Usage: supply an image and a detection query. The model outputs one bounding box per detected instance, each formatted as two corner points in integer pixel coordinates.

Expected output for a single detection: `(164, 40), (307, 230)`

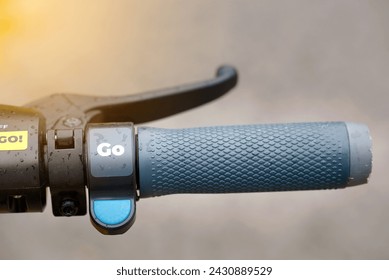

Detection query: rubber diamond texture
(138, 122), (350, 198)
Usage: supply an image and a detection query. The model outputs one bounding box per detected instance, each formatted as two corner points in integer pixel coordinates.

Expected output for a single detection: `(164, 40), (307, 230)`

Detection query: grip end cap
(345, 122), (372, 187)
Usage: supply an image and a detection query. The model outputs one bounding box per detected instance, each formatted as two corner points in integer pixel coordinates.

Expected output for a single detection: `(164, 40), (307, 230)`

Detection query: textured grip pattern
(137, 122), (350, 198)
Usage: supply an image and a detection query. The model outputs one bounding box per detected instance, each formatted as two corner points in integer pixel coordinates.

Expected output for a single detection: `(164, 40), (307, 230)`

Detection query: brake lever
(26, 65), (237, 129)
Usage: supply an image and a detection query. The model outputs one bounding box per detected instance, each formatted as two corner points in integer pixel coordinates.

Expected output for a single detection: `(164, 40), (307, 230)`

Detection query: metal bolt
(63, 117), (82, 128)
(60, 200), (78, 217)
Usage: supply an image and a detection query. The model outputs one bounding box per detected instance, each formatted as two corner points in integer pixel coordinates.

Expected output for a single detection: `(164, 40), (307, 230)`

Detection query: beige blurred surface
(0, 0), (388, 259)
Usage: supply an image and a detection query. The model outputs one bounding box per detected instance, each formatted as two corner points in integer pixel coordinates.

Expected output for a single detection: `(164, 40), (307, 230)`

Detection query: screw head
(63, 117), (82, 128)
(60, 200), (78, 217)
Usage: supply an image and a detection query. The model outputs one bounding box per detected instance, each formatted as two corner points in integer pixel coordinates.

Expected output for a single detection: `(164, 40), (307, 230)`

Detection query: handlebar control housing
(86, 123), (137, 234)
(0, 105), (46, 213)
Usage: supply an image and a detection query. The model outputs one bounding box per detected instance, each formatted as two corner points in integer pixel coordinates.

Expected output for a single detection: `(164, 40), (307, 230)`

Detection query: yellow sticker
(0, 131), (28, 151)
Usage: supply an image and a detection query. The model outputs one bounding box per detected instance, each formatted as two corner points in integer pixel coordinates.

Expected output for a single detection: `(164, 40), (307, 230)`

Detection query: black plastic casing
(0, 105), (46, 212)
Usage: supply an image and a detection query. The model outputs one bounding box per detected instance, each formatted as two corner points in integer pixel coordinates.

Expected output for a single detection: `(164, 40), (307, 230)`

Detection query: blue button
(93, 199), (132, 225)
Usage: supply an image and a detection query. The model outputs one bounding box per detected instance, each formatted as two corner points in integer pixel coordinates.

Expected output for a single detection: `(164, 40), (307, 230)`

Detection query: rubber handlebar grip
(137, 122), (371, 198)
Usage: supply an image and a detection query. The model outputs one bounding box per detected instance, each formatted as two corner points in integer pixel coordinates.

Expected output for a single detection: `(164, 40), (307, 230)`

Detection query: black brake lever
(26, 65), (237, 129)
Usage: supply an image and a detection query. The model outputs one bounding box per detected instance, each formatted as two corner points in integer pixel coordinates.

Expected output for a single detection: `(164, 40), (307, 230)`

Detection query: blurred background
(0, 0), (388, 259)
